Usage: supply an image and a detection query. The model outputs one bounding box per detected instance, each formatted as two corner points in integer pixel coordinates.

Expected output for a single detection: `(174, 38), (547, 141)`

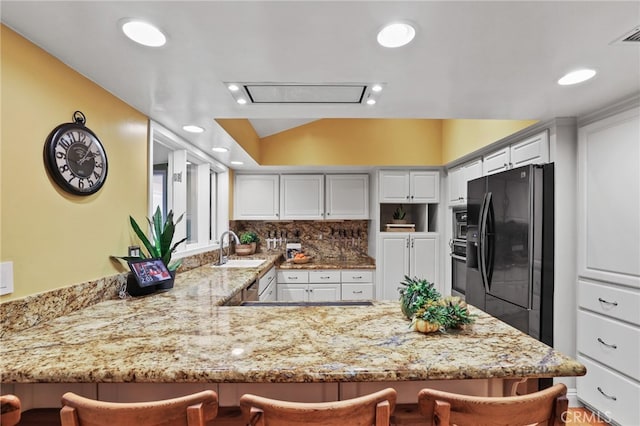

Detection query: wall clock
(44, 111), (108, 195)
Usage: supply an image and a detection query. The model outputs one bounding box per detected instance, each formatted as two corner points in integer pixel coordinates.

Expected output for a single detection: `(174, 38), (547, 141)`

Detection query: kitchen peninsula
(1, 256), (585, 407)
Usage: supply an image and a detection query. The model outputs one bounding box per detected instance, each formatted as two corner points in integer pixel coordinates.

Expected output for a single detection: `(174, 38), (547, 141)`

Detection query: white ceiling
(2, 1), (639, 167)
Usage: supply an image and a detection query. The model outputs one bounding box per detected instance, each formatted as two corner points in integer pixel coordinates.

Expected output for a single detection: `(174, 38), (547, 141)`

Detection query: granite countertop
(1, 254), (585, 384)
(277, 255), (376, 270)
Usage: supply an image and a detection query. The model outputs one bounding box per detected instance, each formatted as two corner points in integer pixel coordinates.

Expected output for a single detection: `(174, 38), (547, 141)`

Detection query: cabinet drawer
(577, 356), (640, 426)
(579, 280), (640, 326)
(309, 270), (341, 283)
(277, 270), (309, 284)
(341, 270), (373, 283)
(259, 267), (276, 293)
(342, 284), (374, 300)
(577, 310), (640, 378)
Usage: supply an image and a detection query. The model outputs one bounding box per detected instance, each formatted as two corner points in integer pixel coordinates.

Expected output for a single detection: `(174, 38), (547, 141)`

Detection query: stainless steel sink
(240, 301), (374, 307)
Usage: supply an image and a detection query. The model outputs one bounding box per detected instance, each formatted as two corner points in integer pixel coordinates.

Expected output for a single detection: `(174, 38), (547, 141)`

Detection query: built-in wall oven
(451, 209), (467, 298)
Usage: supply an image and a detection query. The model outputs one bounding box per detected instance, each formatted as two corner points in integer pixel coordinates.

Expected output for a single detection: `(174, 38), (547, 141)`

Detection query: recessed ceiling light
(228, 84), (240, 92)
(558, 69), (596, 85)
(212, 147), (229, 153)
(121, 20), (166, 47)
(182, 125), (204, 133)
(372, 84), (383, 92)
(230, 160), (244, 165)
(377, 22), (415, 48)
(366, 98), (377, 105)
(237, 98), (247, 105)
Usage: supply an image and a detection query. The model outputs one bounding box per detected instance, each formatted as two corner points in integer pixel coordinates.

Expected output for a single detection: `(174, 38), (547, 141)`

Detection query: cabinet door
(309, 284), (341, 302)
(483, 147), (510, 176)
(277, 284), (309, 301)
(280, 175), (324, 220)
(410, 171), (439, 203)
(378, 234), (410, 300)
(260, 280), (277, 302)
(448, 166), (463, 205)
(410, 234), (438, 289)
(325, 174), (369, 219)
(234, 174), (279, 220)
(464, 158), (483, 183)
(510, 131), (549, 169)
(379, 171), (410, 202)
(578, 108), (640, 288)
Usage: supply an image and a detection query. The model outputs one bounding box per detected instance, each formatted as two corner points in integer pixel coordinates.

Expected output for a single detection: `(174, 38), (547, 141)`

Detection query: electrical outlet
(0, 261), (14, 296)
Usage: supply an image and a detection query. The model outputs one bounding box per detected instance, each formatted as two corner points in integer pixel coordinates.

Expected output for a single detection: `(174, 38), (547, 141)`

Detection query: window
(149, 121), (229, 256)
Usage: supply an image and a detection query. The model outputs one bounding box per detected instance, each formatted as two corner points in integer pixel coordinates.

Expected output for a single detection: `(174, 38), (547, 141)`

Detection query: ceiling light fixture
(228, 84), (240, 92)
(377, 22), (416, 48)
(212, 147), (229, 153)
(236, 98), (247, 105)
(558, 69), (596, 85)
(372, 84), (383, 92)
(230, 160), (244, 165)
(366, 98), (376, 105)
(121, 20), (166, 47)
(182, 125), (204, 133)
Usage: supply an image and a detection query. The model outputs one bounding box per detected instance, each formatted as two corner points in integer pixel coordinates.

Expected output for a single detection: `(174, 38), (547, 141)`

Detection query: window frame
(148, 121), (229, 258)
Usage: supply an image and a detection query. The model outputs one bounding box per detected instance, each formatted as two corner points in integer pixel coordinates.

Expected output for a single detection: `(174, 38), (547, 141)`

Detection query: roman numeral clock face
(44, 113), (108, 196)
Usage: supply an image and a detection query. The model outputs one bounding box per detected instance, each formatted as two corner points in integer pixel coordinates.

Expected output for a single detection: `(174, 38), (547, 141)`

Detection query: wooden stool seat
(417, 383), (568, 426)
(60, 390), (218, 426)
(239, 387), (397, 426)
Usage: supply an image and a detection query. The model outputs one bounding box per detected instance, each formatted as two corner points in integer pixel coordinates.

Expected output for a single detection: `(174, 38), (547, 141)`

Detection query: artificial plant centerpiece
(126, 207), (187, 272)
(236, 231), (259, 255)
(399, 275), (475, 333)
(392, 205), (407, 224)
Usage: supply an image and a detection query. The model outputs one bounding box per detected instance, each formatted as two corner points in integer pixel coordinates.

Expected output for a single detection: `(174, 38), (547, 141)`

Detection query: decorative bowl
(292, 256), (311, 264)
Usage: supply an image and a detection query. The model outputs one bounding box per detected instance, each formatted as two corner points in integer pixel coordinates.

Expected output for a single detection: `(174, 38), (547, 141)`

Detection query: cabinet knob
(410, 195), (414, 199)
(327, 212), (330, 216)
(275, 213), (279, 217)
(406, 195), (410, 200)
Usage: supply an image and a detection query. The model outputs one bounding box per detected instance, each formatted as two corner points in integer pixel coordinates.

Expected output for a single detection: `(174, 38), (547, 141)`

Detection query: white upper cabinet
(280, 174), (325, 220)
(483, 131), (549, 175)
(325, 174), (369, 219)
(234, 174), (280, 220)
(379, 170), (439, 203)
(448, 158), (482, 206)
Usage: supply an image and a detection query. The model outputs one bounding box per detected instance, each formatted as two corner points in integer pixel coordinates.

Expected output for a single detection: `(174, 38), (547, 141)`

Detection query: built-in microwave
(453, 209), (468, 240)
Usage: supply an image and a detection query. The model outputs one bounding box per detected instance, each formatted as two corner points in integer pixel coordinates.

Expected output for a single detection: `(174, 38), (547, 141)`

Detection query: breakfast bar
(1, 258), (585, 409)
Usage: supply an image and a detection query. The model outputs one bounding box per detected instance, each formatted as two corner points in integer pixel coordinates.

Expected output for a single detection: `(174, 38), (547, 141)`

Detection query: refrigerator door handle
(479, 192), (492, 293)
(486, 193), (495, 286)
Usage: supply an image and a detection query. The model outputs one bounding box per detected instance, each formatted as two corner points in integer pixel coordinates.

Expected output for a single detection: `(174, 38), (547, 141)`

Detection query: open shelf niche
(379, 203), (437, 233)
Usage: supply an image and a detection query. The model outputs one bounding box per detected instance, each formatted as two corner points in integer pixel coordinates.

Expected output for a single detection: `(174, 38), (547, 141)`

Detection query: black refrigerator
(466, 164), (554, 348)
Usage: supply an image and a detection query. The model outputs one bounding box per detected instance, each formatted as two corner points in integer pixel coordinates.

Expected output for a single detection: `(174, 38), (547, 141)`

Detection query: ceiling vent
(225, 83), (383, 105)
(612, 25), (640, 44)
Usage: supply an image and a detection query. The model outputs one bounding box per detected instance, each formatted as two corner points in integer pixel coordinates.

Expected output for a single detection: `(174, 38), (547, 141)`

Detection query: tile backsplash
(231, 220), (369, 261)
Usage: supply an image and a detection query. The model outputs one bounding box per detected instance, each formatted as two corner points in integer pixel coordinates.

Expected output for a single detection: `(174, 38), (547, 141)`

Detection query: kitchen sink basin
(240, 301), (374, 307)
(212, 259), (266, 268)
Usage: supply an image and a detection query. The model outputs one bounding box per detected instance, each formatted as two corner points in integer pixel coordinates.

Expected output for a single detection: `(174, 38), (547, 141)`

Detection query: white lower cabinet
(277, 270), (340, 302)
(341, 270), (374, 300)
(277, 269), (375, 301)
(378, 233), (439, 300)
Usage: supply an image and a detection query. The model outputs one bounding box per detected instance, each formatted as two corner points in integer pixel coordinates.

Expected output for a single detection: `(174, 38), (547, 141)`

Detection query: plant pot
(391, 219), (408, 224)
(235, 242), (256, 256)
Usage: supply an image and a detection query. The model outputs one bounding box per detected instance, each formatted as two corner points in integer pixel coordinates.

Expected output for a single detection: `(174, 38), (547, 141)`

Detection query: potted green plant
(236, 231), (259, 256)
(121, 207), (187, 290)
(392, 204), (407, 224)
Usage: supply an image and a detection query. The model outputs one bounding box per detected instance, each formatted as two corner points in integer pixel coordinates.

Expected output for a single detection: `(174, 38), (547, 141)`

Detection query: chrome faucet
(217, 230), (240, 265)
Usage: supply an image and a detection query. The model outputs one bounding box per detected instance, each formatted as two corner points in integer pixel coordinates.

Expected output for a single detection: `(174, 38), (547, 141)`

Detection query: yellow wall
(441, 119), (538, 164)
(215, 119), (261, 162)
(260, 119), (443, 166)
(1, 26), (148, 301)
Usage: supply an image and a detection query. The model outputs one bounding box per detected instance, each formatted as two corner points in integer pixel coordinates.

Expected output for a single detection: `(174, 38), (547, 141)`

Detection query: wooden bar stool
(239, 387), (397, 426)
(60, 390), (218, 426)
(1, 394), (22, 426)
(417, 383), (568, 426)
